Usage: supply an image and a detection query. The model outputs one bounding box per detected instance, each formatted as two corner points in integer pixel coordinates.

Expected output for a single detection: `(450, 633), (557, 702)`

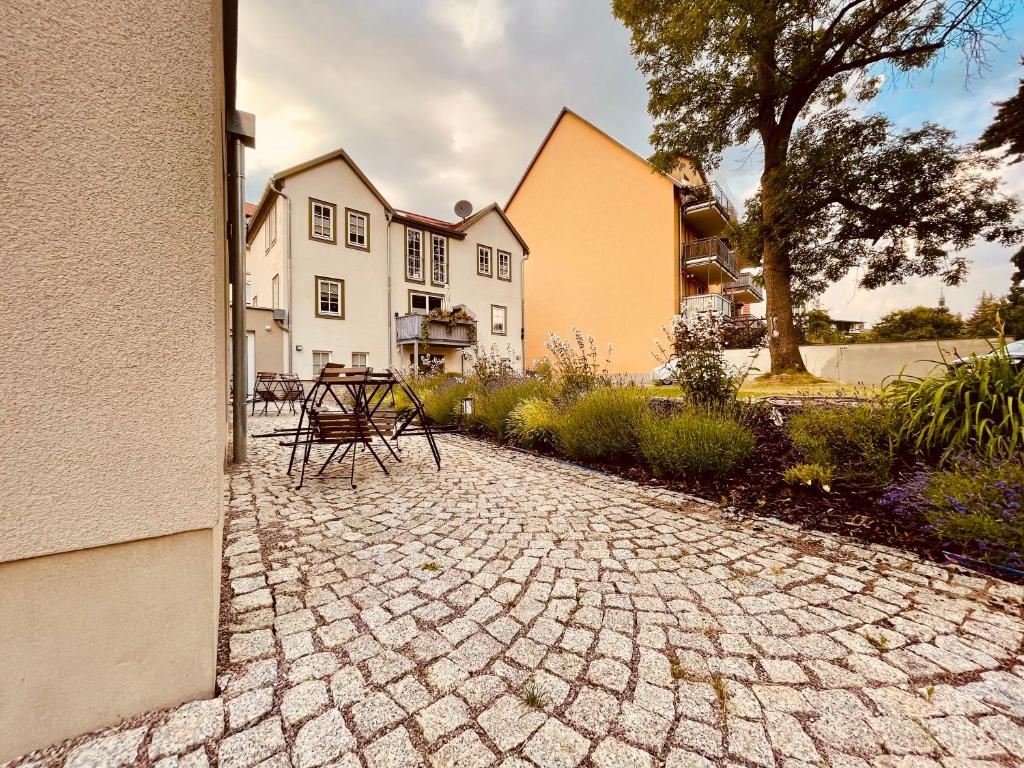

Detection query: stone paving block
(65, 727), (147, 768)
(477, 695), (547, 751)
(218, 718), (286, 768)
(150, 699), (224, 759)
(227, 688), (274, 732)
(364, 727), (424, 768)
(415, 694), (469, 742)
(291, 709), (355, 768)
(522, 719), (590, 768)
(428, 730), (495, 768)
(281, 680), (329, 727)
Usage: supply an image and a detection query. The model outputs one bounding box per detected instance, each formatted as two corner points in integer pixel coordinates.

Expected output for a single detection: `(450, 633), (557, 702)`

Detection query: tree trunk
(760, 143), (806, 375)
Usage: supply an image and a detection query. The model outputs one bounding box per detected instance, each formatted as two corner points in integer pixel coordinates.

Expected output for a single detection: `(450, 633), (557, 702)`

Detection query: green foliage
(922, 457), (1024, 567)
(421, 380), (474, 427)
(636, 409), (754, 479)
(783, 463), (834, 491)
(963, 292), (1010, 338)
(978, 57), (1024, 166)
(733, 111), (1021, 305)
(554, 388), (649, 463)
(862, 306), (964, 342)
(466, 380), (553, 440)
(881, 343), (1024, 465)
(507, 397), (562, 450)
(787, 405), (898, 486)
(800, 309), (850, 345)
(1007, 245), (1024, 339)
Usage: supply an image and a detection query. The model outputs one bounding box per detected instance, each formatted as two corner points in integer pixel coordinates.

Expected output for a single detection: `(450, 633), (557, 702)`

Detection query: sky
(238, 0), (1024, 325)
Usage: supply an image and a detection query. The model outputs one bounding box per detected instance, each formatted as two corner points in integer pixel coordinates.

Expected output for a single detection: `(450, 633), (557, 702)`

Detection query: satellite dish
(454, 200), (473, 219)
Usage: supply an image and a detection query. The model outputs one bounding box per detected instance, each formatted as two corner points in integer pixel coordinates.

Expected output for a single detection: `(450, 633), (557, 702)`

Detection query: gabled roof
(246, 147), (394, 245)
(456, 202), (530, 254)
(392, 210), (465, 238)
(244, 202), (257, 218)
(505, 107), (707, 210)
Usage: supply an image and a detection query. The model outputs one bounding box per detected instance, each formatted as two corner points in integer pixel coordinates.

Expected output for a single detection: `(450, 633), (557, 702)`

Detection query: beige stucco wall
(507, 111), (678, 375)
(723, 338), (1007, 387)
(0, 529), (221, 759)
(0, 0), (226, 759)
(243, 306), (287, 375)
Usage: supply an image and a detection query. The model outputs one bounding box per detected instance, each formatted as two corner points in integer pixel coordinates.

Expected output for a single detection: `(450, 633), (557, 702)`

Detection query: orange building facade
(506, 108), (762, 376)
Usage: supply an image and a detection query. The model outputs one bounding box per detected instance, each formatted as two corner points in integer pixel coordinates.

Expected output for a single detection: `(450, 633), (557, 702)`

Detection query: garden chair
(251, 371), (281, 415)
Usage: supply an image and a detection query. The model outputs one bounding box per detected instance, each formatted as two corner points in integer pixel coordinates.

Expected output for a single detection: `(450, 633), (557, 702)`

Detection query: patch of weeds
(421, 561), (441, 573)
(416, 667), (429, 679)
(702, 626), (723, 637)
(865, 633), (890, 651)
(667, 650), (690, 681)
(925, 685), (936, 700)
(519, 681), (548, 710)
(756, 498), (767, 508)
(710, 673), (730, 715)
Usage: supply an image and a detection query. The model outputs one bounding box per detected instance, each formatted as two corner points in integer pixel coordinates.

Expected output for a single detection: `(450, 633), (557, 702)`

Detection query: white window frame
(406, 228), (423, 281)
(477, 245), (492, 277)
(310, 199), (335, 242)
(316, 276), (343, 318)
(497, 249), (511, 280)
(312, 351), (331, 378)
(491, 304), (507, 335)
(271, 274), (280, 309)
(245, 279), (253, 306)
(346, 208), (369, 249)
(410, 291), (444, 315)
(351, 352), (368, 367)
(265, 202), (277, 251)
(431, 234), (448, 286)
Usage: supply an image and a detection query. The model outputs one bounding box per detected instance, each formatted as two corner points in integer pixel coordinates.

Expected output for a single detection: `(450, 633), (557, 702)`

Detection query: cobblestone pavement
(7, 415), (1024, 768)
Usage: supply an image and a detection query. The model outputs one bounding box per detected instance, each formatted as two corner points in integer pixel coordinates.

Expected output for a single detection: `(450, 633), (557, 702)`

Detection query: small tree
(963, 292), (1010, 338)
(864, 306), (964, 342)
(801, 309), (850, 345)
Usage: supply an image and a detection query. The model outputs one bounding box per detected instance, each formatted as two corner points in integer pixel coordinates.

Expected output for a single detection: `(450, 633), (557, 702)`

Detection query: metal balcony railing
(723, 274), (764, 302)
(682, 180), (738, 221)
(681, 237), (739, 277)
(680, 293), (734, 316)
(395, 313), (476, 346)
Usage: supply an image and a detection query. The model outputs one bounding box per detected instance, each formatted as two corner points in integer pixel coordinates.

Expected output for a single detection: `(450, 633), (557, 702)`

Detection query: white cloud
(427, 0), (509, 51)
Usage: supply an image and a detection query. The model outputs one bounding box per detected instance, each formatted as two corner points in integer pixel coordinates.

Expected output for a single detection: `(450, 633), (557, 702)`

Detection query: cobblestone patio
(8, 415), (1024, 768)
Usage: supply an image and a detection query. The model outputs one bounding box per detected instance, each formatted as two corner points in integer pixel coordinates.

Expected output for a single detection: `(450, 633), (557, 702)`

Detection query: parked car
(650, 359), (680, 385)
(952, 339), (1024, 369)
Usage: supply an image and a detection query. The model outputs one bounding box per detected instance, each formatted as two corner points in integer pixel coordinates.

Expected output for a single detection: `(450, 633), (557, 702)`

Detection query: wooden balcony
(395, 313), (476, 347)
(681, 237), (739, 284)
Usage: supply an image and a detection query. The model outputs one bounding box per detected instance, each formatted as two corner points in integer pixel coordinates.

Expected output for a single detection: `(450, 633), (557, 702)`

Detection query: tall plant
(881, 329), (1024, 464)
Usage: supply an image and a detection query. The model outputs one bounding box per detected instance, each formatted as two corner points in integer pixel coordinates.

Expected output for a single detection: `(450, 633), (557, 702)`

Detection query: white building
(245, 148), (529, 379)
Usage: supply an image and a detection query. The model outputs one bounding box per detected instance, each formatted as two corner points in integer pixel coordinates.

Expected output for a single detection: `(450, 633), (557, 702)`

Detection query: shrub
(541, 327), (613, 399)
(555, 387), (649, 462)
(786, 404), (899, 486)
(783, 462), (834, 490)
(507, 397), (562, 449)
(466, 379), (553, 440)
(881, 457), (1024, 568)
(637, 409), (754, 479)
(654, 310), (763, 407)
(421, 380), (474, 426)
(880, 342), (1024, 465)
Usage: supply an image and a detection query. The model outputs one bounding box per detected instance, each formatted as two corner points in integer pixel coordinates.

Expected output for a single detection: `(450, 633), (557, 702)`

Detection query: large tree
(613, 0), (1020, 373)
(978, 56), (1024, 164)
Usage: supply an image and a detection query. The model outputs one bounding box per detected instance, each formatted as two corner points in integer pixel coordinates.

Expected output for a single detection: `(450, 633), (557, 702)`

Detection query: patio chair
(251, 371), (281, 415)
(389, 368), (441, 471)
(277, 373), (305, 415)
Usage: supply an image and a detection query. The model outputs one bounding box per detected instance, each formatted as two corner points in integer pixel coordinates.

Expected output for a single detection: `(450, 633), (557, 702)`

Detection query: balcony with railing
(681, 237), (739, 285)
(681, 180), (737, 236)
(396, 313), (476, 347)
(680, 292), (735, 317)
(723, 273), (764, 304)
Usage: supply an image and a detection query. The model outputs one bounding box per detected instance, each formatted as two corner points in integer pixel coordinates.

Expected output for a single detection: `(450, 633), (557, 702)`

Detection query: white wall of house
(247, 156), (526, 379)
(389, 209), (526, 374)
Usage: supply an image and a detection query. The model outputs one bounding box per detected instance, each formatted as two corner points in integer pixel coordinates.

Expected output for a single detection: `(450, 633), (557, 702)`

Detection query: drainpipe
(520, 248), (530, 370)
(271, 179), (293, 374)
(386, 211), (393, 367)
(228, 110), (255, 463)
